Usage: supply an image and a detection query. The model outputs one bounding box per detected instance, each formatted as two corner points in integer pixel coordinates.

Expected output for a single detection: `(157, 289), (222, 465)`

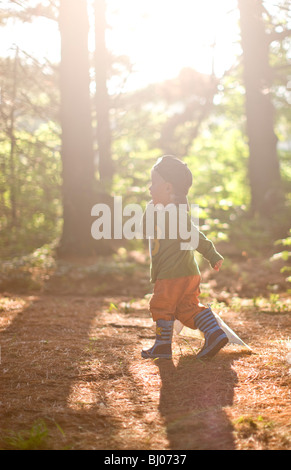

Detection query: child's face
(149, 169), (173, 206)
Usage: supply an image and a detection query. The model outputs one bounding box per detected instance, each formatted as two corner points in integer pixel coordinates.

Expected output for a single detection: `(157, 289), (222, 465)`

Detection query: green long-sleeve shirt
(143, 203), (223, 283)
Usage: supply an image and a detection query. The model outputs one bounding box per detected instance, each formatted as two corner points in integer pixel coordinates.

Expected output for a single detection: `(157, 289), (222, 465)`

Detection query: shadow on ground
(157, 353), (239, 450)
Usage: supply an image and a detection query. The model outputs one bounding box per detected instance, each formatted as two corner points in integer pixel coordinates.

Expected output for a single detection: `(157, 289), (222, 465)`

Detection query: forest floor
(0, 249), (290, 450)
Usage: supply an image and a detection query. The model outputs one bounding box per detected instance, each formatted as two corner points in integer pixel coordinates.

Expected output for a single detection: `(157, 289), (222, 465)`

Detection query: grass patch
(2, 420), (50, 450)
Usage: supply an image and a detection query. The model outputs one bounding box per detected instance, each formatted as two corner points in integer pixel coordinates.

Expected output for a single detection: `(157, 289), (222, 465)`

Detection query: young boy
(141, 155), (228, 360)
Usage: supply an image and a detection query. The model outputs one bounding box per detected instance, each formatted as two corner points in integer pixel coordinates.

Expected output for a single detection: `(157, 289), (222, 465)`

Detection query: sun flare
(1, 0), (240, 91)
(105, 0), (240, 89)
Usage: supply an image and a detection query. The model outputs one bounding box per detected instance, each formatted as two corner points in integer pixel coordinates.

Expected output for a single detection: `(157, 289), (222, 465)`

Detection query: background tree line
(0, 0), (290, 260)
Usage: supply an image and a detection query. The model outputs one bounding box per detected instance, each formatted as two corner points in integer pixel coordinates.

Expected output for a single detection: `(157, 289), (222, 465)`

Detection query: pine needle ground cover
(0, 259), (290, 450)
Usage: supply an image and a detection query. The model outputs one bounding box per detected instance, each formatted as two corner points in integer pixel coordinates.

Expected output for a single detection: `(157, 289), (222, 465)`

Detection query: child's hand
(213, 260), (223, 272)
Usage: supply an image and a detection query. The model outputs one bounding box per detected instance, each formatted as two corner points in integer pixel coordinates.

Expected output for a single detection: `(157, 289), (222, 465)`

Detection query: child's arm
(196, 229), (224, 269)
(181, 212), (224, 269)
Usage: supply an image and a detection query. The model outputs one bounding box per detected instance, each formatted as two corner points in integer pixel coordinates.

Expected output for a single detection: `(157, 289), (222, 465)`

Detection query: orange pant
(149, 275), (206, 328)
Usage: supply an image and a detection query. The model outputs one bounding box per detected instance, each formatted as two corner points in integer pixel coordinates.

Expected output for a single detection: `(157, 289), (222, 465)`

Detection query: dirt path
(0, 285), (290, 450)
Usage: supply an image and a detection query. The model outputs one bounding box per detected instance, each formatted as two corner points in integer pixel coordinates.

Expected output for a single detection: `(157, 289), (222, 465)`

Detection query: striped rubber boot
(141, 319), (174, 359)
(194, 307), (228, 359)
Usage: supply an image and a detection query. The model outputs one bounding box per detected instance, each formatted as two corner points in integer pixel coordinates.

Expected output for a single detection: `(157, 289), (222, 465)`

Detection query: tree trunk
(94, 0), (113, 183)
(238, 0), (283, 216)
(8, 47), (19, 227)
(58, 0), (96, 256)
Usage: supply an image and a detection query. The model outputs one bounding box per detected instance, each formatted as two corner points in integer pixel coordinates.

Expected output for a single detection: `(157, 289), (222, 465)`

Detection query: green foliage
(2, 420), (49, 450)
(0, 53), (61, 258)
(188, 124), (249, 201)
(271, 229), (291, 284)
(0, 122), (62, 258)
(0, 242), (57, 291)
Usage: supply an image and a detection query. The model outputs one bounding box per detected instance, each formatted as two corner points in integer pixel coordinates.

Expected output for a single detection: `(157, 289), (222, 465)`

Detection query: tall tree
(238, 0), (284, 216)
(58, 0), (96, 256)
(7, 47), (19, 228)
(94, 0), (113, 183)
